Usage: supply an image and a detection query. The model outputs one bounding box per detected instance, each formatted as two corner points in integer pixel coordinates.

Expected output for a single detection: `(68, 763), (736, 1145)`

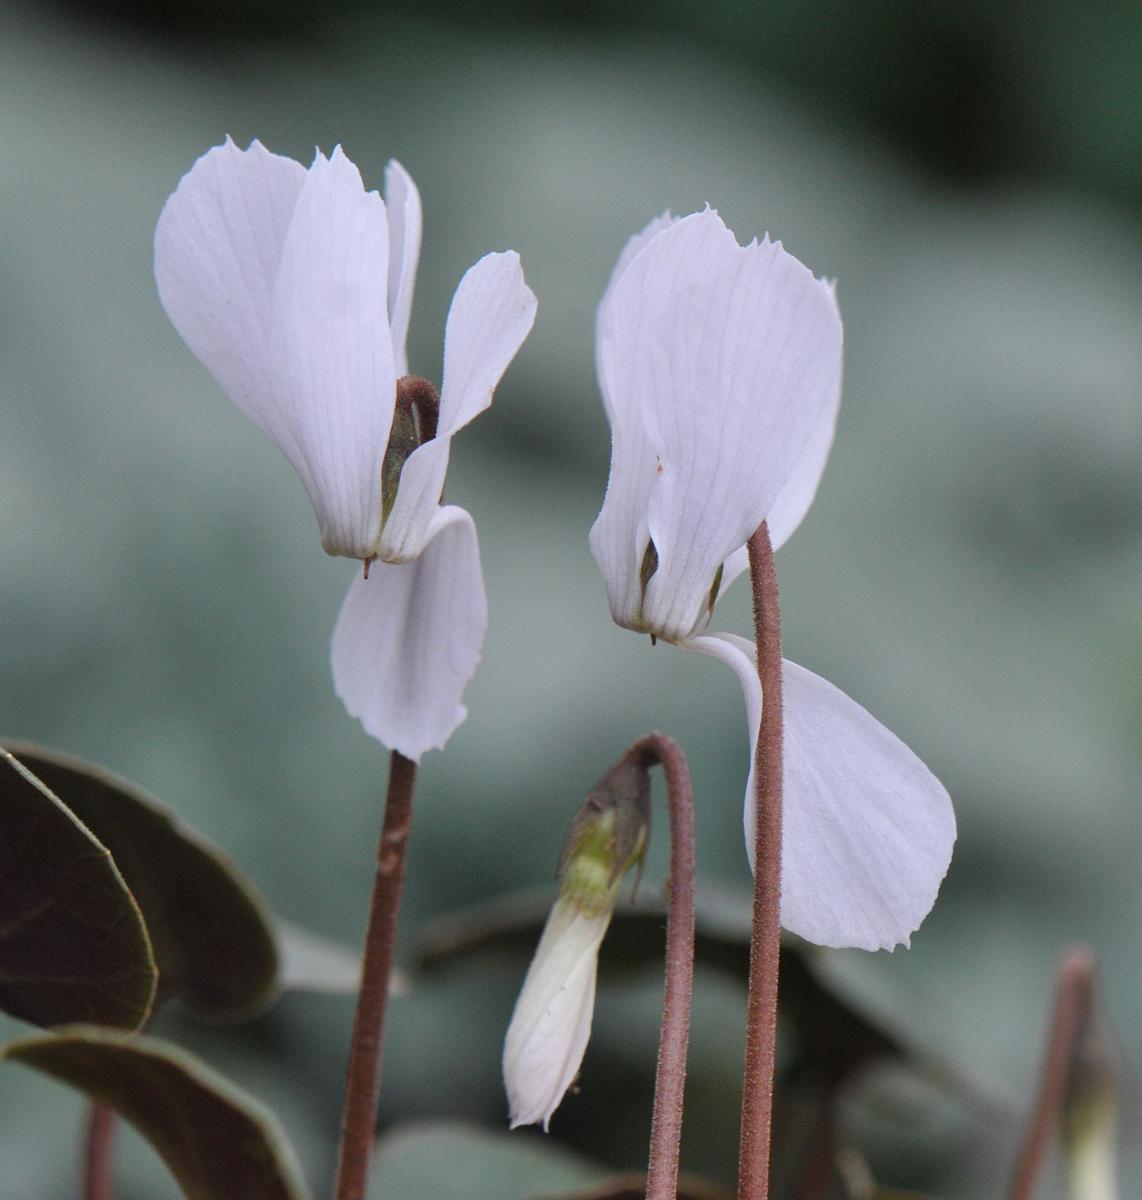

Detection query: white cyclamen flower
(155, 139), (536, 760)
(590, 209), (954, 951)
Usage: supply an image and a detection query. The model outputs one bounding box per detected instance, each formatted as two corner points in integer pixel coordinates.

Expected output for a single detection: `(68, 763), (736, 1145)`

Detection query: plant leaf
(276, 919), (364, 995)
(2, 741), (278, 1019)
(544, 1173), (733, 1200)
(0, 750), (156, 1030)
(4, 1026), (311, 1200)
(368, 1120), (604, 1200)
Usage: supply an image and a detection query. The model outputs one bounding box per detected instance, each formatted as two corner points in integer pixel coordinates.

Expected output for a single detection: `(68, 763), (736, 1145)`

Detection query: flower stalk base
(737, 521), (784, 1200)
(632, 734), (696, 1200)
(334, 751), (417, 1200)
(84, 1104), (116, 1200)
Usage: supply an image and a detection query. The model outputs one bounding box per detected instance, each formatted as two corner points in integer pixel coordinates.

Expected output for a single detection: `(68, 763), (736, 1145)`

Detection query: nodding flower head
(588, 209), (955, 953)
(589, 208), (843, 644)
(155, 139), (537, 760)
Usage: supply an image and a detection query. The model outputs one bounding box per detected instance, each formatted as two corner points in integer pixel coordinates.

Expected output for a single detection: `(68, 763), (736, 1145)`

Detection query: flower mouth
(629, 536), (725, 646)
(379, 374), (441, 533)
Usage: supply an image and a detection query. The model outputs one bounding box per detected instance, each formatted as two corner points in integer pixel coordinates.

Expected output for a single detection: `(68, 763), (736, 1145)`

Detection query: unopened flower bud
(503, 754), (651, 1130)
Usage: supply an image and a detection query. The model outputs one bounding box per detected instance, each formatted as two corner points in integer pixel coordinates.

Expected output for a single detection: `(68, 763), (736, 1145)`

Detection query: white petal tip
(331, 513), (486, 760)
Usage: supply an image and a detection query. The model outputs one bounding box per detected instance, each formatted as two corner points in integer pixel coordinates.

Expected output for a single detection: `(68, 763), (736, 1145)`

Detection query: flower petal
(376, 251), (536, 563)
(154, 138), (305, 442)
(331, 505), (487, 759)
(594, 209), (678, 422)
(765, 296), (842, 551)
(503, 897), (609, 1131)
(597, 209), (738, 430)
(687, 634), (955, 951)
(590, 211), (741, 635)
(437, 250), (538, 437)
(385, 159), (422, 378)
(642, 237), (842, 640)
(269, 147), (396, 560)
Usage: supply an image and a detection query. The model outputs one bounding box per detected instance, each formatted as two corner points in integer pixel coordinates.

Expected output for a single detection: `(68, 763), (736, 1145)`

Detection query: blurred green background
(1, 0), (1139, 1195)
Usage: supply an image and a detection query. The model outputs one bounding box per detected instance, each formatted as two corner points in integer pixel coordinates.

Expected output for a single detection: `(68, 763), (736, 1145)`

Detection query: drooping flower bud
(503, 755), (651, 1130)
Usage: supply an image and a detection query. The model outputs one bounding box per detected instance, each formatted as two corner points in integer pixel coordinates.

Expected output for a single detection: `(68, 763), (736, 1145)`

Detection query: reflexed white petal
(503, 896), (610, 1131)
(377, 252), (536, 563)
(597, 209), (738, 428)
(331, 506), (487, 760)
(375, 436), (452, 563)
(269, 147), (396, 559)
(437, 251), (537, 437)
(765, 293), (842, 551)
(586, 413), (658, 633)
(590, 212), (739, 635)
(154, 138), (305, 442)
(587, 216), (680, 618)
(594, 209), (678, 419)
(688, 634), (955, 951)
(385, 159), (422, 378)
(639, 240), (843, 640)
(601, 210), (679, 298)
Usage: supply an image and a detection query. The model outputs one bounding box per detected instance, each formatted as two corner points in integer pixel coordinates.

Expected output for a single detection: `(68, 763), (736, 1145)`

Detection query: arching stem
(627, 733), (697, 1200)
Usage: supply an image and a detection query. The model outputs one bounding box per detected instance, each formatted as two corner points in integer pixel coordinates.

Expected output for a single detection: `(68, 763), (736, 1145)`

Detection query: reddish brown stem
(628, 733), (697, 1200)
(334, 751), (417, 1200)
(1006, 947), (1096, 1200)
(84, 1104), (116, 1200)
(737, 521), (784, 1200)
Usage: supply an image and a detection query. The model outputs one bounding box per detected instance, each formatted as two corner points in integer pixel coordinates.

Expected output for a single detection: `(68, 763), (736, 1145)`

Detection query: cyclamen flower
(155, 140), (536, 759)
(591, 209), (954, 951)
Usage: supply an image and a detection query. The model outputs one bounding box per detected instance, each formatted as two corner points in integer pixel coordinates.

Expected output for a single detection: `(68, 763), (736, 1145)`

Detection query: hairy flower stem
(83, 1104), (116, 1200)
(334, 751), (417, 1200)
(626, 734), (696, 1200)
(738, 520), (784, 1200)
(1007, 948), (1096, 1200)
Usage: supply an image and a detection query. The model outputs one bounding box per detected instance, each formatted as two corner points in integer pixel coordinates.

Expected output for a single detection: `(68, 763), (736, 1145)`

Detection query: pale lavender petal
(594, 209), (678, 422)
(688, 634), (955, 951)
(154, 138), (305, 445)
(437, 251), (537, 438)
(765, 288), (842, 551)
(269, 147), (396, 559)
(378, 252), (536, 563)
(331, 506), (487, 760)
(503, 897), (609, 1130)
(638, 236), (842, 641)
(385, 159), (422, 378)
(591, 212), (741, 635)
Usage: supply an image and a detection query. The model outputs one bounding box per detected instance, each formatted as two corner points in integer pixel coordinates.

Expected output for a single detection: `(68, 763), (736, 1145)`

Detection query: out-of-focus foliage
(368, 1121), (604, 1199)
(5, 1027), (311, 1199)
(4, 741), (280, 1018)
(0, 751), (156, 1030)
(0, 0), (1138, 1196)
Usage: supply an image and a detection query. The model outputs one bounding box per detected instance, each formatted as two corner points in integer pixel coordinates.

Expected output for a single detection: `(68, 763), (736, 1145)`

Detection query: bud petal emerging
(503, 755), (651, 1129)
(502, 896), (610, 1130)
